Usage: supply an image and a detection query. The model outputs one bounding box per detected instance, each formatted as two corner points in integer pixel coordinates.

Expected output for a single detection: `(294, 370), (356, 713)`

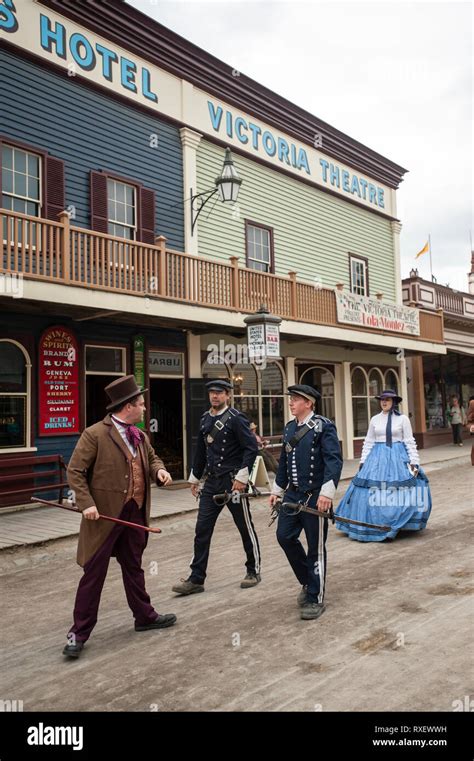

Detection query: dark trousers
(189, 473), (261, 584)
(68, 500), (157, 643)
(276, 489), (329, 604)
(452, 423), (463, 444)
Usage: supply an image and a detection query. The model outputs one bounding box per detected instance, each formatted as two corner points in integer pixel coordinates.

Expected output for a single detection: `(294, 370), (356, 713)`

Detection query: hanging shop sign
(247, 323), (281, 362)
(39, 326), (80, 435)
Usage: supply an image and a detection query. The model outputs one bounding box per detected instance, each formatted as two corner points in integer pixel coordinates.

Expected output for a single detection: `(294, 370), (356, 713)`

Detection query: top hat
(105, 374), (147, 411)
(286, 384), (321, 404)
(375, 389), (402, 404)
(205, 378), (233, 392)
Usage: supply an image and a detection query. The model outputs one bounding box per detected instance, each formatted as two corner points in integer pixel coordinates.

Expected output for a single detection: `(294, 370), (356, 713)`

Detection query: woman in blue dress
(335, 390), (432, 541)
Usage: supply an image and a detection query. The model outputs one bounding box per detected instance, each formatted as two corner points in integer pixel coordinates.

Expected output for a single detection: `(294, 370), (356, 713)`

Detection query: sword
(268, 499), (390, 532)
(31, 497), (162, 533)
(213, 489), (271, 506)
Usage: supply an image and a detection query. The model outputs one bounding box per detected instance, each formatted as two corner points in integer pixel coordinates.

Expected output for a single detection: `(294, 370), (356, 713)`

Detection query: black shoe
(62, 642), (84, 659)
(297, 585), (308, 607)
(135, 614), (177, 631)
(240, 573), (261, 588)
(300, 602), (326, 620)
(172, 579), (205, 595)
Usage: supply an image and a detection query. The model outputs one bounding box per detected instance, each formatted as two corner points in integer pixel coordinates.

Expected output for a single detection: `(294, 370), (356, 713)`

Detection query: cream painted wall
(196, 140), (397, 302)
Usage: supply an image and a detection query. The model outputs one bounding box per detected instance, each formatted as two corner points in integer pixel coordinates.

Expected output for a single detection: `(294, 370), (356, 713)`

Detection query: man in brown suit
(63, 375), (176, 659)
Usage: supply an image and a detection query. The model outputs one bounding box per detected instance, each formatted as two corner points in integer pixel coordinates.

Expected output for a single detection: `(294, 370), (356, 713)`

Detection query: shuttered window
(107, 178), (136, 239)
(90, 170), (155, 244)
(0, 137), (65, 221)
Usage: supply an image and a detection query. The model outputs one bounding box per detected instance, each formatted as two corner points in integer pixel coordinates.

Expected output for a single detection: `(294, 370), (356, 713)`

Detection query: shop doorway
(149, 378), (184, 480)
(86, 374), (121, 426)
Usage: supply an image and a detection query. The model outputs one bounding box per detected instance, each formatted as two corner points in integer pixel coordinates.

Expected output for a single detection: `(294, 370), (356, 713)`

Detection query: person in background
(335, 390), (432, 542)
(448, 396), (467, 446)
(250, 422), (279, 473)
(466, 396), (474, 466)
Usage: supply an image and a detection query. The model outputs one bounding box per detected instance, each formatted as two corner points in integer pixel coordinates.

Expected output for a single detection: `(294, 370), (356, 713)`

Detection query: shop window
(423, 355), (445, 429)
(90, 171), (155, 244)
(349, 254), (369, 296)
(460, 355), (474, 405)
(232, 364), (259, 422)
(86, 346), (126, 374)
(351, 366), (369, 437)
(0, 340), (30, 449)
(245, 221), (274, 273)
(300, 365), (335, 421)
(260, 363), (285, 436)
(368, 368), (384, 417)
(202, 359), (232, 382)
(85, 345), (126, 426)
(384, 369), (400, 395)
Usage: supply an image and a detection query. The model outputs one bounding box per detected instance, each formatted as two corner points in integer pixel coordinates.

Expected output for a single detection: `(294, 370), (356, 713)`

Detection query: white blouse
(360, 412), (419, 465)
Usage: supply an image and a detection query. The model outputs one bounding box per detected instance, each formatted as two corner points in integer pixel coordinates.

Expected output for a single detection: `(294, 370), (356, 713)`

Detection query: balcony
(1, 208), (444, 345)
(403, 270), (474, 322)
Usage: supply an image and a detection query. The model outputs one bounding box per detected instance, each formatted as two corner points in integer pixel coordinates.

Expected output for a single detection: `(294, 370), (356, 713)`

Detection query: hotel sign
(335, 291), (420, 336)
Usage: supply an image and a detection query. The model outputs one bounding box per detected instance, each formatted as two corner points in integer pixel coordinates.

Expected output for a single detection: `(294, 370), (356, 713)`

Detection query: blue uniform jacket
(191, 407), (258, 481)
(274, 415), (343, 498)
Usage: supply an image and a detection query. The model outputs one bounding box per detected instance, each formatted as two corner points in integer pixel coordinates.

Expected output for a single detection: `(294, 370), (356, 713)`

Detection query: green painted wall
(196, 140), (396, 302)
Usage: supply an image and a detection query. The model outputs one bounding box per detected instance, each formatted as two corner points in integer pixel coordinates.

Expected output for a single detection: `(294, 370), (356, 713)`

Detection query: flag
(415, 240), (429, 259)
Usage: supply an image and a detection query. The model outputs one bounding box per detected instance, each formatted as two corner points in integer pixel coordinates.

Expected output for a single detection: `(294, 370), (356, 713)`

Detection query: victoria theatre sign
(335, 291), (420, 336)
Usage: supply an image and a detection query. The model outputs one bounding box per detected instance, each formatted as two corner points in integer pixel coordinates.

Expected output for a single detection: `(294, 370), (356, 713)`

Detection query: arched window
(0, 340), (31, 449)
(300, 366), (335, 421)
(368, 368), (384, 418)
(232, 364), (258, 423)
(202, 359), (232, 381)
(260, 362), (285, 436)
(351, 366), (369, 437)
(384, 369), (399, 395)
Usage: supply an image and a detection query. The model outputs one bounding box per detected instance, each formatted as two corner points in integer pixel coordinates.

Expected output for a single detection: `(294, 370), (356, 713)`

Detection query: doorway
(149, 378), (184, 479)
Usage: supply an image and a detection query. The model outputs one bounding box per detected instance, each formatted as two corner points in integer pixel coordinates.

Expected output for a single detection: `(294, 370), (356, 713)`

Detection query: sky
(128, 0), (473, 292)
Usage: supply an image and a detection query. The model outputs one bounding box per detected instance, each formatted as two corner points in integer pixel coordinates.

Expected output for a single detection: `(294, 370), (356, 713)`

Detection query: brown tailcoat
(67, 414), (165, 566)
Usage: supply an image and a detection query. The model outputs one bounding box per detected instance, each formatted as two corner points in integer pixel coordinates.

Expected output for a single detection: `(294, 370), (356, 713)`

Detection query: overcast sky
(128, 0), (472, 292)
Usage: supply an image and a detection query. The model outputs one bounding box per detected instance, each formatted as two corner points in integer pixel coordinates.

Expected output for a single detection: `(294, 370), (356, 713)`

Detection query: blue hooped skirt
(335, 442), (432, 542)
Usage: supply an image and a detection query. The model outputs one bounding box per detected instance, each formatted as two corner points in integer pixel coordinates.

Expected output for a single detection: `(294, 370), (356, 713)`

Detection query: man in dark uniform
(172, 379), (260, 594)
(269, 384), (343, 620)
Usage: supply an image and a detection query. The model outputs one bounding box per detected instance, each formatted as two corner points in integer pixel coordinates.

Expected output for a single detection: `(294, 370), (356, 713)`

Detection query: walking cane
(31, 498), (162, 534)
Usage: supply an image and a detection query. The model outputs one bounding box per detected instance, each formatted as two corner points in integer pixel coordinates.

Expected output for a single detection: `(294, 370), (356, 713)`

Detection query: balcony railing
(434, 288), (465, 316)
(1, 208), (444, 343)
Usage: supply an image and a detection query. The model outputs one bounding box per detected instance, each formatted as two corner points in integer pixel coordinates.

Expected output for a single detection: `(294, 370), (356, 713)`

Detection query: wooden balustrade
(0, 207), (445, 344)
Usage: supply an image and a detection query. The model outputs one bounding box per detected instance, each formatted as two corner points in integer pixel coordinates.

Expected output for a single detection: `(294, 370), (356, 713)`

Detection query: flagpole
(428, 233), (433, 281)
